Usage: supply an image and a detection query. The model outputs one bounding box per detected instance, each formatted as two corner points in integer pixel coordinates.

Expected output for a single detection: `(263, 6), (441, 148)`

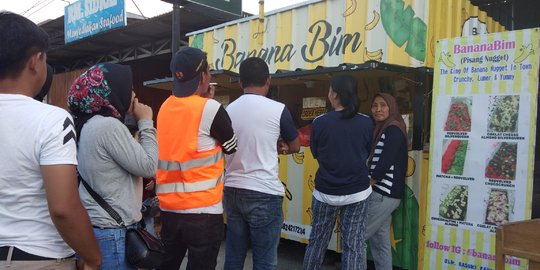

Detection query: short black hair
(330, 75), (359, 119)
(239, 57), (269, 88)
(0, 12), (49, 80)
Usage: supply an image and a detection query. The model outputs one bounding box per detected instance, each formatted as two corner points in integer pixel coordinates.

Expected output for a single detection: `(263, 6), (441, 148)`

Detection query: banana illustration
(292, 152), (304, 164)
(343, 0), (357, 17)
(514, 44), (534, 63)
(364, 10), (380, 30)
(406, 156), (416, 177)
(439, 52), (455, 68)
(306, 208), (312, 221)
(281, 181), (293, 201)
(307, 174), (315, 192)
(364, 48), (383, 61)
(285, 188), (292, 201)
(429, 36), (435, 58)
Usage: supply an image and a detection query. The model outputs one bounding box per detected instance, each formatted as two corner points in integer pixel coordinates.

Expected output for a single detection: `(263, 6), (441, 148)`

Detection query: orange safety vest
(156, 95), (224, 211)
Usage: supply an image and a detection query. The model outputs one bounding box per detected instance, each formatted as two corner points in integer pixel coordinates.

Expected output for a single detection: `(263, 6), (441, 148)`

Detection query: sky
(1, 0), (308, 24)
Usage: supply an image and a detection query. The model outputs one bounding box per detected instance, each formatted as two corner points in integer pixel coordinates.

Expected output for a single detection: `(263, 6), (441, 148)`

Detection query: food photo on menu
(484, 188), (514, 226)
(485, 142), (518, 180)
(487, 95), (520, 133)
(444, 97), (472, 132)
(441, 139), (468, 175)
(439, 185), (469, 221)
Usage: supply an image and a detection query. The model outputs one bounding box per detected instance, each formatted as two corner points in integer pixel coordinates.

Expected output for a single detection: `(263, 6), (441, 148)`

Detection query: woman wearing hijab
(303, 75), (373, 270)
(67, 63), (157, 270)
(365, 93), (407, 270)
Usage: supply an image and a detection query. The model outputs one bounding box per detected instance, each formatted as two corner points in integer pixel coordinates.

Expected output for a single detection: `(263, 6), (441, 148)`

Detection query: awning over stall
(143, 70), (240, 91)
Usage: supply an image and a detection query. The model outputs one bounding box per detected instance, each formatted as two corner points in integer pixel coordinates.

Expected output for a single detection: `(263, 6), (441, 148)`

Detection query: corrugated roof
(470, 0), (540, 30)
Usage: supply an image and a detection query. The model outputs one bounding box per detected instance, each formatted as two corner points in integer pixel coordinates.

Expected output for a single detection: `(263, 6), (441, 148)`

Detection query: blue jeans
(92, 225), (137, 270)
(303, 196), (368, 270)
(223, 187), (284, 270)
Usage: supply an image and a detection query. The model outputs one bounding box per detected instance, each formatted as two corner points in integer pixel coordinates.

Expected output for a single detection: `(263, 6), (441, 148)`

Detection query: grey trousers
(365, 192), (401, 270)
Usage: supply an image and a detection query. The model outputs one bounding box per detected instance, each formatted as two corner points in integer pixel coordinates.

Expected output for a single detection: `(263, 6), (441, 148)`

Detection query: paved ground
(156, 218), (384, 270)
(179, 239), (340, 270)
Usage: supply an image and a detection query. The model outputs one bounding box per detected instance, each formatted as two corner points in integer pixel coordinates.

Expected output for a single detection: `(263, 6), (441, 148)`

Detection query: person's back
(310, 111), (373, 195)
(0, 11), (101, 270)
(77, 115), (155, 227)
(0, 96), (77, 257)
(225, 94), (288, 194)
(156, 47), (236, 270)
(223, 57), (300, 270)
(303, 75), (372, 270)
(67, 63), (157, 270)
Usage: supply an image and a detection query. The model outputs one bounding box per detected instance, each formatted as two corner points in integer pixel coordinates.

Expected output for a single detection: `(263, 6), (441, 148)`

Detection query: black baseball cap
(170, 47), (207, 97)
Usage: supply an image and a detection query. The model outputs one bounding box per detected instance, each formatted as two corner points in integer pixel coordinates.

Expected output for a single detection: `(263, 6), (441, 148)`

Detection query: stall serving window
(270, 62), (433, 152)
(143, 62), (434, 151)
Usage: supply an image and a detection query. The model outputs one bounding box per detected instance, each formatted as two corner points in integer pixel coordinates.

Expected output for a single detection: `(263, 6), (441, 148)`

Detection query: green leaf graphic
(381, 0), (427, 62)
(191, 34), (204, 49)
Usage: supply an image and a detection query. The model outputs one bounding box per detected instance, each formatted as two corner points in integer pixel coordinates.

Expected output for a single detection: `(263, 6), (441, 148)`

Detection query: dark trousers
(157, 212), (224, 270)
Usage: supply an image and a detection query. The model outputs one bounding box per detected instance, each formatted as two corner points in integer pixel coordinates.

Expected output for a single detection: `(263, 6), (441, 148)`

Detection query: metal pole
(172, 2), (181, 54)
(413, 68), (427, 151)
(510, 0), (515, 30)
(258, 0), (264, 45)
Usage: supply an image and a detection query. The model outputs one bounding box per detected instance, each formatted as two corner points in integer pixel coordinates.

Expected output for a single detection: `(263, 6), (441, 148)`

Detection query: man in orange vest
(156, 47), (237, 270)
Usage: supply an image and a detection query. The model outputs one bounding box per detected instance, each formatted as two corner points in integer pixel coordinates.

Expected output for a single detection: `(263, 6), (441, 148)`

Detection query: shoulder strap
(78, 174), (125, 227)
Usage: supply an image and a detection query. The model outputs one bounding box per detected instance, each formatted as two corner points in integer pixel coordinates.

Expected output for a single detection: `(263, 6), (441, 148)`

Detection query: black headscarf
(67, 63), (133, 140)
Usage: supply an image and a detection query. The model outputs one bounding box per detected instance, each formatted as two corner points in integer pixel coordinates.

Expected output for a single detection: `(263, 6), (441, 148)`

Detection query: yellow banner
(280, 147), (423, 269)
(424, 28), (540, 270)
(188, 0), (506, 71)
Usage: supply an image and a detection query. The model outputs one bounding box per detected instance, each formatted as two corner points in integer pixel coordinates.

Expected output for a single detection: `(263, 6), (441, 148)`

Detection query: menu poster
(424, 28), (539, 270)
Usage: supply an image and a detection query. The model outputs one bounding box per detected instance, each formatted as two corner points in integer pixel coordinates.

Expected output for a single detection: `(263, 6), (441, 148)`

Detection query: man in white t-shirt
(224, 57), (300, 270)
(0, 12), (101, 270)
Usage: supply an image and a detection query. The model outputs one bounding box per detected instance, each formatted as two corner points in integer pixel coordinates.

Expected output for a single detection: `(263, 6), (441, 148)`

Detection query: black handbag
(124, 227), (164, 268)
(79, 176), (165, 268)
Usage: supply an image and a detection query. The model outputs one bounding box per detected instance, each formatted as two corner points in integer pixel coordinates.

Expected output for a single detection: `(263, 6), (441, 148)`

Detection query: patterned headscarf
(67, 63), (133, 140)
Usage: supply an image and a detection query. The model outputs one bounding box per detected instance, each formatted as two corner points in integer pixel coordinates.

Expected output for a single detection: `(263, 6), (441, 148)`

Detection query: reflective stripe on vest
(156, 95), (224, 210)
(156, 174), (223, 194)
(157, 151), (223, 172)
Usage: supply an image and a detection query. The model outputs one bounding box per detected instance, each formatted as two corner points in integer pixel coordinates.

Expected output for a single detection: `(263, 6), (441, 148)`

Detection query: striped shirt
(369, 125), (407, 199)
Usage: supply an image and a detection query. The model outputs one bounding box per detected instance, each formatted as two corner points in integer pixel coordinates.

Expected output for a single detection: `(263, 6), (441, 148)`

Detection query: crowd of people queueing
(0, 12), (408, 270)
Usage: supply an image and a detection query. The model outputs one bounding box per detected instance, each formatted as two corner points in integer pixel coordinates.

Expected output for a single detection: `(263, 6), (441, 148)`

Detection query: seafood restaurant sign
(425, 28), (539, 269)
(64, 0), (126, 44)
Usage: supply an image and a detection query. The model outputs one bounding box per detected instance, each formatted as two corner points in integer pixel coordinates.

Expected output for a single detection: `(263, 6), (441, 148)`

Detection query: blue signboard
(64, 0), (126, 44)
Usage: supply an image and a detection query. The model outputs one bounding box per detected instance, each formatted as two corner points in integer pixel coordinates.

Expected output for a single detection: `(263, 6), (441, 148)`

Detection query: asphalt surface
(179, 239), (340, 270)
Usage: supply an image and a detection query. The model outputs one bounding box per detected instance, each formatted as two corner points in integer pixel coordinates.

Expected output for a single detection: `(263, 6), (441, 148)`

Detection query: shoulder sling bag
(79, 175), (164, 269)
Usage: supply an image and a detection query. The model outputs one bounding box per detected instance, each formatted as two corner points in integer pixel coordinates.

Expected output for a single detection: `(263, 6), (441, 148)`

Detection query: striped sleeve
(369, 125), (403, 196)
(209, 105), (237, 154)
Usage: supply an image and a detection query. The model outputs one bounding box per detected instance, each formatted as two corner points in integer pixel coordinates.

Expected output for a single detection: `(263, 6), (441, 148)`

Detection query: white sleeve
(39, 110), (78, 166)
